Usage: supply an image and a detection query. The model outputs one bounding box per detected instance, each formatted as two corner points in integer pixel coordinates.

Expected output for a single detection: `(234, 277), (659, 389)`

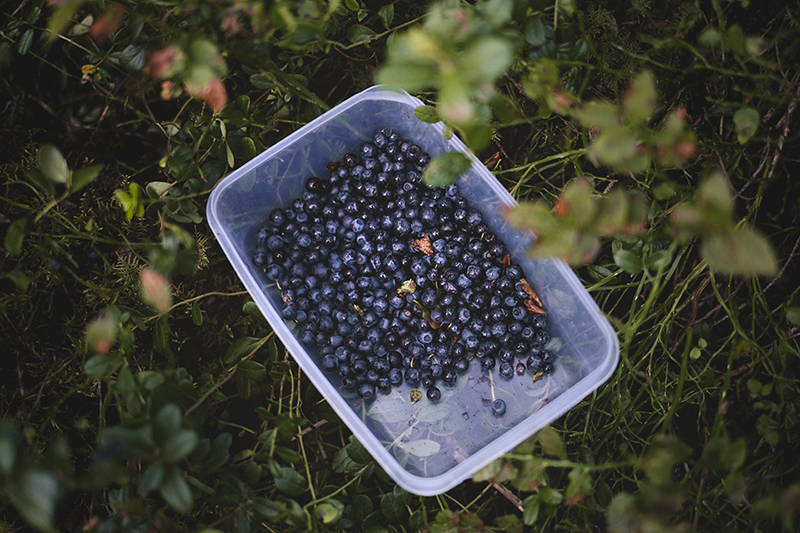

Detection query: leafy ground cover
(1, 0), (800, 531)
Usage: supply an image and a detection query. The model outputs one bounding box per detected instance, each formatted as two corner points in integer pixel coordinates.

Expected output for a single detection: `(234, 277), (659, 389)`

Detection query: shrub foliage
(2, 0), (800, 531)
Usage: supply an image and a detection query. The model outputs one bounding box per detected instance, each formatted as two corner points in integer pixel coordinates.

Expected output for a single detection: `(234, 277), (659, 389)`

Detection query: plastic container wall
(207, 86), (619, 495)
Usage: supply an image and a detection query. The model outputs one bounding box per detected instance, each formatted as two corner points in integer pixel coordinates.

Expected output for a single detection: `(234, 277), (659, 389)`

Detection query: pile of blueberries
(253, 129), (554, 413)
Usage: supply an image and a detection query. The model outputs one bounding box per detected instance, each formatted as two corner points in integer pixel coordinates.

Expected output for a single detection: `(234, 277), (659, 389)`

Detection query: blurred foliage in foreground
(2, 0), (800, 532)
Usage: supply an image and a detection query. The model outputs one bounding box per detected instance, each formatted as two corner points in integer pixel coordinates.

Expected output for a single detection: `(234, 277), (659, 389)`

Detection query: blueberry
(491, 399), (507, 417)
(498, 361), (514, 380)
(267, 234), (284, 251)
(404, 367), (421, 385)
(427, 386), (442, 401)
(526, 355), (542, 373)
(358, 382), (376, 400)
(321, 354), (338, 372)
(388, 367), (403, 386)
(297, 233), (312, 247)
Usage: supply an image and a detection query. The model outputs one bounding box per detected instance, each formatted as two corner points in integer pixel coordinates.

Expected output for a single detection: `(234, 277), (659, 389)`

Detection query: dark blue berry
(491, 399), (506, 417)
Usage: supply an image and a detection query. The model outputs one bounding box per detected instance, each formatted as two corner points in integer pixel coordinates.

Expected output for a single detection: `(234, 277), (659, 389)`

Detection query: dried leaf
(410, 234), (434, 256)
(397, 279), (416, 296)
(502, 254), (512, 272)
(520, 280), (542, 307)
(532, 372), (544, 382)
(525, 299), (546, 315)
(410, 389), (422, 404)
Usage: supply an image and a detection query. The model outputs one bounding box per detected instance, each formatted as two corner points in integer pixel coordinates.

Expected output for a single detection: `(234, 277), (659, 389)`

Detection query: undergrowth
(1, 0), (800, 532)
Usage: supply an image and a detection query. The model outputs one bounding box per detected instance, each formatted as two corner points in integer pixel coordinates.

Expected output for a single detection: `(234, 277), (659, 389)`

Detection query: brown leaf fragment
(410, 234), (434, 256)
(520, 279), (543, 307)
(502, 253), (512, 272)
(525, 299), (547, 315)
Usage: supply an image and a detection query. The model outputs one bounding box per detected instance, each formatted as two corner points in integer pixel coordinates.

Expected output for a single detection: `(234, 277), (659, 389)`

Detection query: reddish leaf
(525, 300), (546, 315)
(185, 77), (228, 113)
(143, 46), (182, 79)
(89, 5), (126, 44)
(410, 234), (434, 256)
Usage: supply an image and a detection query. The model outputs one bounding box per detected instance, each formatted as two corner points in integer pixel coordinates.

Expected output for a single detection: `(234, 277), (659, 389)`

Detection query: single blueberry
(491, 399), (507, 417)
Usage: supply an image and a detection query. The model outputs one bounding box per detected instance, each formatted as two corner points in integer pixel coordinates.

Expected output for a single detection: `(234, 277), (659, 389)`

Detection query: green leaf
(139, 463), (165, 494)
(153, 314), (172, 357)
(332, 447), (360, 474)
(624, 71), (657, 123)
(253, 496), (281, 517)
(250, 72), (276, 90)
(537, 426), (566, 459)
(154, 403), (182, 443)
(26, 169), (55, 196)
(8, 468), (58, 532)
(47, 2), (82, 35)
(117, 44), (146, 72)
(187, 475), (215, 495)
(226, 142), (235, 167)
(414, 105), (440, 124)
(224, 336), (265, 364)
(240, 137), (257, 160)
(378, 4), (395, 29)
(702, 227), (778, 276)
(786, 307), (800, 326)
(733, 107), (759, 144)
(191, 301), (203, 326)
(160, 465), (193, 513)
(0, 421), (19, 475)
(347, 24), (377, 44)
(237, 359), (266, 379)
(202, 433), (231, 472)
(525, 15), (546, 47)
(459, 37), (515, 83)
(142, 182), (169, 201)
(423, 152), (471, 187)
(613, 248), (644, 275)
(346, 438), (372, 464)
(99, 426), (155, 459)
(18, 28), (34, 55)
(538, 487), (563, 505)
(522, 495), (540, 525)
(345, 0), (360, 11)
(274, 466), (307, 496)
(38, 144), (69, 184)
(242, 301), (266, 322)
(70, 164), (103, 193)
(84, 354), (122, 378)
(4, 218), (26, 257)
(316, 502), (341, 524)
(351, 494), (373, 521)
(162, 429), (198, 463)
(380, 487), (410, 522)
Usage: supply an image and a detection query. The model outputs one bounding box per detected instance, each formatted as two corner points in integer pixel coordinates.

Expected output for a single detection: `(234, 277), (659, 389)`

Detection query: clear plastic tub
(207, 86), (619, 496)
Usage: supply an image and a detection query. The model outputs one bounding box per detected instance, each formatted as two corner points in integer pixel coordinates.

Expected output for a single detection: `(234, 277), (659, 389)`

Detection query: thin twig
(492, 482), (524, 512)
(185, 366), (238, 416)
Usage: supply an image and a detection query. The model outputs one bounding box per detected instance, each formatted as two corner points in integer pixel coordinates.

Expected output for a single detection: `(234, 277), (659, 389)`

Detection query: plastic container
(207, 86), (619, 496)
